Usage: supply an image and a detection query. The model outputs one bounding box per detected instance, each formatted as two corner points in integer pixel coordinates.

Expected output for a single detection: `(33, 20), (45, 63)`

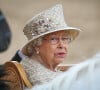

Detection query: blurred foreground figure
(0, 10), (11, 52)
(0, 65), (10, 90)
(30, 52), (100, 90)
(0, 10), (11, 90)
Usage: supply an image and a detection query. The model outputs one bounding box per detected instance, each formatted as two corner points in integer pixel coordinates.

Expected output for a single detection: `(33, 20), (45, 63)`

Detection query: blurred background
(0, 0), (100, 64)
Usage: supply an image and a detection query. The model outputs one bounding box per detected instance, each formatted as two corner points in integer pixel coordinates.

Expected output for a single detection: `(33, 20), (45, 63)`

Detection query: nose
(57, 39), (68, 49)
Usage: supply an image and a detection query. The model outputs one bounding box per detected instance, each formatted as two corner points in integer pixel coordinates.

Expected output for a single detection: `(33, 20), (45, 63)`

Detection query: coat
(20, 57), (62, 87)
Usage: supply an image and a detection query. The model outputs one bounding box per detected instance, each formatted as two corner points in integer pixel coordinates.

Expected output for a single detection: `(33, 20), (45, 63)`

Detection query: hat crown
(23, 4), (68, 40)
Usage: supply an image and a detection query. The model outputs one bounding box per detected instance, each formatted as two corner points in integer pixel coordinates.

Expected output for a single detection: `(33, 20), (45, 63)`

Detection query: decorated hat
(22, 4), (81, 55)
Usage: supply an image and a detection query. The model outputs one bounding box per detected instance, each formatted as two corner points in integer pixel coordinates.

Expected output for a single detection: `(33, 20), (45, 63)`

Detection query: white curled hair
(26, 52), (100, 90)
(26, 37), (43, 56)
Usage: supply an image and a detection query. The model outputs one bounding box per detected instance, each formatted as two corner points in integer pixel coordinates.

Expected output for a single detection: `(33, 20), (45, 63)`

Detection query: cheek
(45, 45), (56, 58)
(39, 44), (56, 59)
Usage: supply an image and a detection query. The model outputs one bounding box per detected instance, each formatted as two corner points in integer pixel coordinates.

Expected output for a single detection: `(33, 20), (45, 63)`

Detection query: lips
(56, 52), (66, 58)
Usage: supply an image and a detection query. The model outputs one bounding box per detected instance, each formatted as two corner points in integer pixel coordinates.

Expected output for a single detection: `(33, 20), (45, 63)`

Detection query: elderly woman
(0, 4), (81, 90)
(0, 4), (80, 90)
(19, 4), (81, 88)
(20, 4), (81, 87)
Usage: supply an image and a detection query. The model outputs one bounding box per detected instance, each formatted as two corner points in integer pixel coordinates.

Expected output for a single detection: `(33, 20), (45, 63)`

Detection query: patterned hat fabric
(22, 4), (81, 52)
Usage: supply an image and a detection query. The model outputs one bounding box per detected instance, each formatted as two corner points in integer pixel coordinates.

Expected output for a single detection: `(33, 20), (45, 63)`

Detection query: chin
(56, 59), (64, 64)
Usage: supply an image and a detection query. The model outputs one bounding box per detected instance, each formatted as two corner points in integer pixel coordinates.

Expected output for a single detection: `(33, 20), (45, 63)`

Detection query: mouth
(56, 52), (67, 58)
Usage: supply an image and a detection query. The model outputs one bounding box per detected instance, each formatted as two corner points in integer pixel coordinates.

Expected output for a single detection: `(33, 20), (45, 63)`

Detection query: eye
(51, 37), (57, 40)
(62, 37), (71, 43)
(62, 37), (68, 40)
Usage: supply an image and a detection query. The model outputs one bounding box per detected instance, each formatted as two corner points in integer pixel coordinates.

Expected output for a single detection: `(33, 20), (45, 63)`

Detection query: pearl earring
(36, 51), (39, 54)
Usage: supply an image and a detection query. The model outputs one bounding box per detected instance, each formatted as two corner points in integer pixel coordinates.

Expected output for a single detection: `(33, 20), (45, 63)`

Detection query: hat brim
(22, 27), (81, 56)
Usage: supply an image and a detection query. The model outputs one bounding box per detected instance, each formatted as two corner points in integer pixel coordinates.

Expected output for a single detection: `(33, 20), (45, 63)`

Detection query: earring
(36, 51), (39, 54)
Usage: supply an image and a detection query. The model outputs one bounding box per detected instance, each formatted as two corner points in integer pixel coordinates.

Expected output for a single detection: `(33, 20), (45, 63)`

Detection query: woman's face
(37, 31), (70, 69)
